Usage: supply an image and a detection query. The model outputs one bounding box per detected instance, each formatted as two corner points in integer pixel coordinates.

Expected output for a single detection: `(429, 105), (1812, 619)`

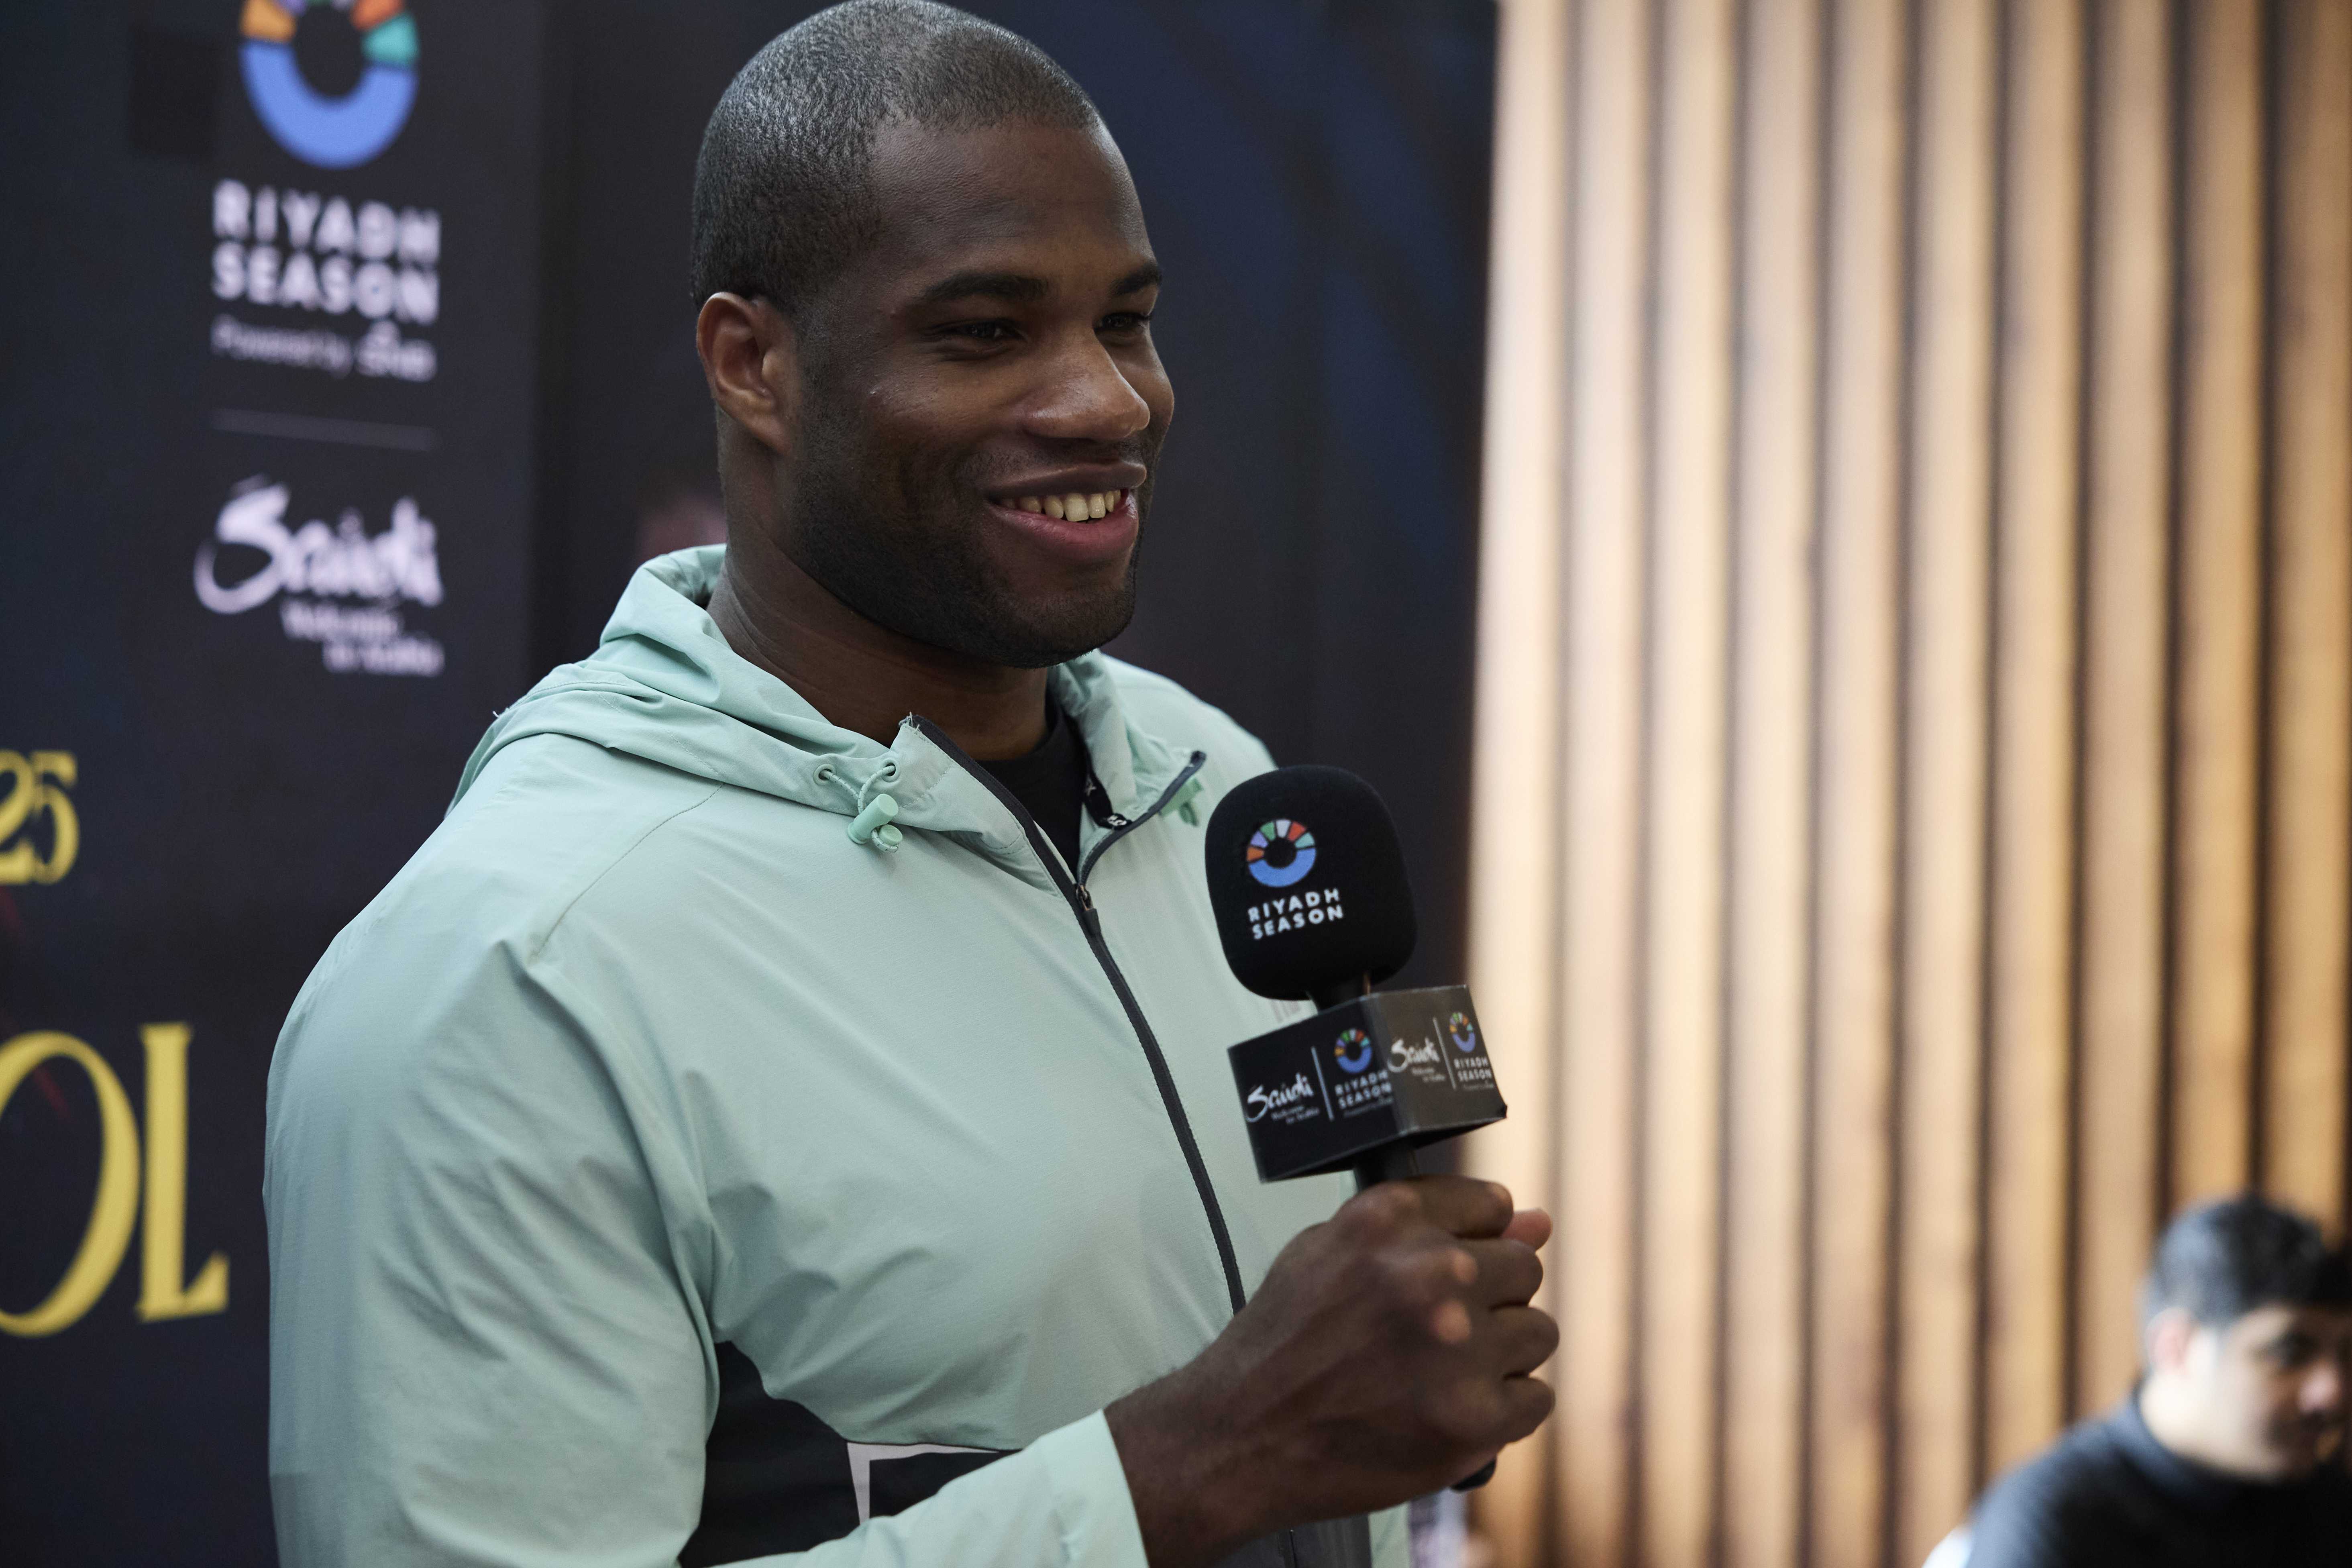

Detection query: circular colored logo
(1333, 1028), (1374, 1074)
(240, 0), (420, 170)
(1245, 818), (1317, 888)
(1448, 1011), (1479, 1053)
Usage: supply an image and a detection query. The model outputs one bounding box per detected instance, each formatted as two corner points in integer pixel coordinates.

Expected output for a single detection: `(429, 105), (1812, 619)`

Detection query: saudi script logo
(195, 479), (440, 614)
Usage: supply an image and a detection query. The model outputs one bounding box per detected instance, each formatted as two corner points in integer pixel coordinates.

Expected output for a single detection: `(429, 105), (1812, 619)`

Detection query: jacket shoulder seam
(524, 782), (727, 964)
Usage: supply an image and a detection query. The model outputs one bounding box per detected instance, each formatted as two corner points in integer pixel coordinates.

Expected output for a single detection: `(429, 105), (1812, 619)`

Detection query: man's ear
(2146, 1306), (2199, 1377)
(697, 292), (800, 455)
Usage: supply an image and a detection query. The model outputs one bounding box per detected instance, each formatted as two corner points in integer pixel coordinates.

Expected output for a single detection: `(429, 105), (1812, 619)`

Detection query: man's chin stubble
(955, 572), (1138, 668)
(823, 548), (1138, 669)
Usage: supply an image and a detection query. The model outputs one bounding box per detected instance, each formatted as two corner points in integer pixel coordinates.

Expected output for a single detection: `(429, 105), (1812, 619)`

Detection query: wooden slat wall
(1810, 3), (1907, 1564)
(1718, 2), (1821, 1565)
(1465, 0), (1572, 1556)
(1552, 1), (1648, 1562)
(1465, 2), (2352, 1564)
(1893, 1), (1994, 1556)
(1638, 1), (1735, 1564)
(1981, 0), (2085, 1483)
(2262, 0), (2352, 1240)
(2073, 0), (2173, 1433)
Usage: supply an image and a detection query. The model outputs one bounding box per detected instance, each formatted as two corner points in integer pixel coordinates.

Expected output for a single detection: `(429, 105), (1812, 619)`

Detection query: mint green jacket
(265, 548), (1406, 1568)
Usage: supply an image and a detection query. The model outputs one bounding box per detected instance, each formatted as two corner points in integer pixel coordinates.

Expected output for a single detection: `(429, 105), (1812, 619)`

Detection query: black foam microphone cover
(1203, 766), (1417, 1003)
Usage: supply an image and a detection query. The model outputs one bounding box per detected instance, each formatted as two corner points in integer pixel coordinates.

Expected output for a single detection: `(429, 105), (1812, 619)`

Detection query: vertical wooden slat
(1720, 0), (1822, 1562)
(1463, 0), (1574, 1556)
(1983, 0), (2086, 1478)
(1895, 0), (1997, 1556)
(2260, 0), (2352, 1234)
(1557, 0), (1650, 1560)
(2169, 0), (2266, 1209)
(2073, 0), (2175, 1419)
(1809, 2), (1906, 1563)
(1638, 0), (1736, 1562)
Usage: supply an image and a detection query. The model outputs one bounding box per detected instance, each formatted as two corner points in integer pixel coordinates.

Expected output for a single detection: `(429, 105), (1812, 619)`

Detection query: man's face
(774, 118), (1172, 668)
(2169, 1304), (2352, 1479)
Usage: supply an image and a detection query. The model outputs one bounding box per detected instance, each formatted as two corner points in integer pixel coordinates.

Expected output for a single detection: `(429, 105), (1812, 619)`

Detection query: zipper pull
(1084, 776), (1129, 831)
(1074, 881), (1105, 940)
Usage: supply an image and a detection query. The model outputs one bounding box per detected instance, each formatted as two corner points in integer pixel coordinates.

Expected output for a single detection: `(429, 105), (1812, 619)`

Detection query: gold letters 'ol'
(0, 1024), (230, 1336)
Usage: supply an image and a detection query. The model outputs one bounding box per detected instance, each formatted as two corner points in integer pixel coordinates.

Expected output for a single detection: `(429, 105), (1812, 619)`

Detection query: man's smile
(984, 485), (1139, 565)
(990, 485), (1132, 521)
(984, 457), (1149, 522)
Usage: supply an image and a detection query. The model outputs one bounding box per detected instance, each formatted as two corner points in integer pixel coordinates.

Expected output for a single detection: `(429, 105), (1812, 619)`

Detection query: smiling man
(263, 6), (1554, 1568)
(1964, 1195), (2352, 1567)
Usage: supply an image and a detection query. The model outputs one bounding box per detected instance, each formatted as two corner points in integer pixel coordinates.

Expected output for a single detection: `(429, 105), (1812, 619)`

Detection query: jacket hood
(453, 547), (1195, 885)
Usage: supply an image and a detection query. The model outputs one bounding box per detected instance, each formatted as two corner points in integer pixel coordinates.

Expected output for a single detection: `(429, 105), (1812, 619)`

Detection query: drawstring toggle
(847, 792), (902, 851)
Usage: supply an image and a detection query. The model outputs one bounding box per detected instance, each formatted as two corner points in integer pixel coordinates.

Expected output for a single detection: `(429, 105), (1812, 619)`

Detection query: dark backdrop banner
(0, 4), (1490, 1562)
(2, 3), (546, 1560)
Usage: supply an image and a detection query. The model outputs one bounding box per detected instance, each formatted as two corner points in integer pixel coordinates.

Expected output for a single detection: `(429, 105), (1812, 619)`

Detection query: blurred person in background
(1959, 1194), (2352, 1566)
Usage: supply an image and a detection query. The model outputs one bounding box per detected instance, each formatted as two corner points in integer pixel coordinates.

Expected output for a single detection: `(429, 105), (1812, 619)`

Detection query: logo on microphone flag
(1333, 1028), (1374, 1074)
(1244, 818), (1316, 887)
(1448, 1012), (1478, 1053)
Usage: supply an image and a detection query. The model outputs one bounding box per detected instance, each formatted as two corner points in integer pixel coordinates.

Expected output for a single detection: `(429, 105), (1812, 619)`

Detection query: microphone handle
(1351, 1142), (1422, 1191)
(1350, 1142), (1496, 1493)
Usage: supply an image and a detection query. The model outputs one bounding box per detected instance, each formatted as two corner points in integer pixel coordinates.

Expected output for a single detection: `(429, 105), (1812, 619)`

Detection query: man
(1965, 1195), (2352, 1566)
(263, 6), (1555, 1567)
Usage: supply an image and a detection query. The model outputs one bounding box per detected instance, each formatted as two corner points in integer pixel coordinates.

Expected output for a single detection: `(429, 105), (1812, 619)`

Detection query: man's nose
(2301, 1354), (2348, 1415)
(1025, 334), (1151, 443)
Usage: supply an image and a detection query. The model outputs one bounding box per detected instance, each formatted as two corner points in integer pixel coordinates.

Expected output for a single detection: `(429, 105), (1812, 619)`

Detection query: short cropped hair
(2141, 1194), (2352, 1331)
(690, 0), (1100, 316)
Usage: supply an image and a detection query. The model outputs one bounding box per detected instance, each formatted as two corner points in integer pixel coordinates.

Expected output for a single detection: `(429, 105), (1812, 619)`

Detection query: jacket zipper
(907, 718), (1245, 1315)
(912, 722), (1311, 1568)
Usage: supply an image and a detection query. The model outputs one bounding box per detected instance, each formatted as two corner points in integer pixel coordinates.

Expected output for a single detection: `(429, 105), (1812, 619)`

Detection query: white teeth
(1000, 489), (1127, 519)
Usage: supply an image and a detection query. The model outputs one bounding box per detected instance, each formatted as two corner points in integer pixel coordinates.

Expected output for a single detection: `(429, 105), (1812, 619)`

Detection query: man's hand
(1105, 1177), (1557, 1567)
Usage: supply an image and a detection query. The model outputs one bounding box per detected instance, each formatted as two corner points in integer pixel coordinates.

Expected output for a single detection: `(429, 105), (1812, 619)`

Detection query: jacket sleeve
(264, 933), (1149, 1568)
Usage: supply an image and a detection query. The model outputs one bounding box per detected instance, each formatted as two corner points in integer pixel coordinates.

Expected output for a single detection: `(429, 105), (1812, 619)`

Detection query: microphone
(1205, 766), (1511, 1493)
(1203, 767), (1507, 1193)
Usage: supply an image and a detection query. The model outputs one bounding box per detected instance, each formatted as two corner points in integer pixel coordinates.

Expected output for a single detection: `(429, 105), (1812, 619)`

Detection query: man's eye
(943, 320), (1019, 343)
(1100, 310), (1154, 333)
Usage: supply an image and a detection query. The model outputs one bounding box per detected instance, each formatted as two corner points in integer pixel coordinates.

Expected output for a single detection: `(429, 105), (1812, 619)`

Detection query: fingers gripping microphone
(1204, 767), (1508, 1193)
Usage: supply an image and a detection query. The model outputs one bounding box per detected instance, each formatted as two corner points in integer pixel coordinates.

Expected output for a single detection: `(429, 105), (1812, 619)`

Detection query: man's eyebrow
(1111, 262), (1164, 296)
(915, 271), (1051, 306)
(911, 263), (1162, 308)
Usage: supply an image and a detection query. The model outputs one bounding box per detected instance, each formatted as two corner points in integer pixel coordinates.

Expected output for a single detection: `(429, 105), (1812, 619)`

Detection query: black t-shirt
(1968, 1394), (2352, 1566)
(976, 701), (1089, 877)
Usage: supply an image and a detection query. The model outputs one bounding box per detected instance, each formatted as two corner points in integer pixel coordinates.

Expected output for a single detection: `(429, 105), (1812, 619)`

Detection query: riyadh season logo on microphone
(1245, 818), (1316, 887)
(1333, 1028), (1374, 1075)
(240, 0), (420, 170)
(1448, 1012), (1479, 1053)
